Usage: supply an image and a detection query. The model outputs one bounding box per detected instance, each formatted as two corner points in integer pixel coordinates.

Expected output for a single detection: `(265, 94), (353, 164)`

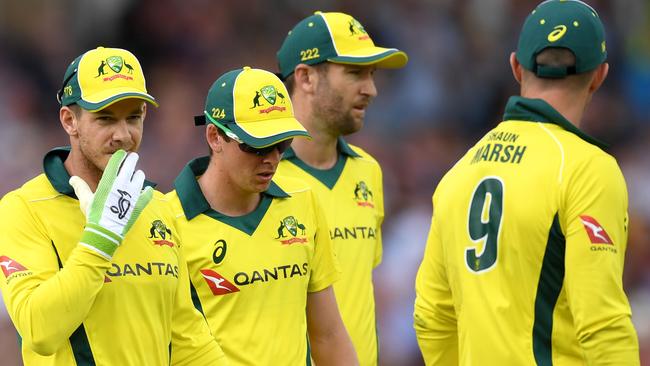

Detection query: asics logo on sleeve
(110, 189), (132, 219)
(579, 215), (613, 244)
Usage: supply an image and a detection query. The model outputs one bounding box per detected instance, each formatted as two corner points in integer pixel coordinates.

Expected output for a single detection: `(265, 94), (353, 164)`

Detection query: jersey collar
(43, 146), (156, 199)
(281, 137), (360, 189)
(502, 96), (608, 149)
(282, 137), (361, 160)
(173, 156), (289, 221)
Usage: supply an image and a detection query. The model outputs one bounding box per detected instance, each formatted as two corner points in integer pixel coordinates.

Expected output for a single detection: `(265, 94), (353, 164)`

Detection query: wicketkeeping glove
(69, 150), (153, 259)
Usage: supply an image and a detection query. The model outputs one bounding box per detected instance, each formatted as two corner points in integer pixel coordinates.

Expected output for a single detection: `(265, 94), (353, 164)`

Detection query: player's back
(431, 109), (617, 364)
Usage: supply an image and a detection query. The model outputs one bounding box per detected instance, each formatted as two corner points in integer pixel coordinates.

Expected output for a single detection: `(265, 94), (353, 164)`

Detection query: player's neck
(64, 149), (102, 192)
(524, 90), (587, 128)
(289, 124), (339, 170)
(198, 164), (261, 217)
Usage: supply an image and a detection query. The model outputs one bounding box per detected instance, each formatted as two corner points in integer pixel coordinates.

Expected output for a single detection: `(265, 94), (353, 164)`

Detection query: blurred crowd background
(1, 0), (648, 364)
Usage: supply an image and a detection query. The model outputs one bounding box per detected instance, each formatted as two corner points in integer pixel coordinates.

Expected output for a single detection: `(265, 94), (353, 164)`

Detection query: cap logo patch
(250, 85), (287, 114)
(95, 55), (134, 81)
(260, 85), (278, 105)
(107, 56), (124, 73)
(547, 25), (568, 42)
(348, 18), (369, 40)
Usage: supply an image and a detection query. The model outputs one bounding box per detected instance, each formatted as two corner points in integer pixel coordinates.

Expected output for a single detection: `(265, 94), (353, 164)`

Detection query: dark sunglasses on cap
(237, 138), (293, 156)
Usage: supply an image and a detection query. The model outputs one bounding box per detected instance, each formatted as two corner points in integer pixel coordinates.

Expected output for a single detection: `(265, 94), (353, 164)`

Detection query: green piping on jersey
(306, 334), (312, 366)
(174, 156), (290, 235)
(70, 325), (96, 365)
(189, 280), (205, 316)
(532, 213), (566, 366)
(502, 96), (607, 149)
(282, 137), (361, 189)
(43, 147), (156, 199)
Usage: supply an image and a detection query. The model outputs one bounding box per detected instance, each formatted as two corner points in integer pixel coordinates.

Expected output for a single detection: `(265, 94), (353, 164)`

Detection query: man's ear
(60, 106), (78, 137)
(293, 64), (319, 94)
(206, 124), (223, 153)
(510, 52), (523, 85)
(588, 62), (609, 94)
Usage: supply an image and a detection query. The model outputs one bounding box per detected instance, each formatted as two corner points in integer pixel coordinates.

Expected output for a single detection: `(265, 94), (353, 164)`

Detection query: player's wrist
(79, 222), (124, 259)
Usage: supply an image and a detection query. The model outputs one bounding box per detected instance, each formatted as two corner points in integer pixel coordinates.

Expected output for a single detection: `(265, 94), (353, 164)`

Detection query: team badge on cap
(277, 11), (408, 79)
(57, 46), (158, 112)
(194, 67), (309, 148)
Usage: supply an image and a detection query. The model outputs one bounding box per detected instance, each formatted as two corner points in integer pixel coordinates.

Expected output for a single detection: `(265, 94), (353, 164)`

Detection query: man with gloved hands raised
(0, 47), (227, 366)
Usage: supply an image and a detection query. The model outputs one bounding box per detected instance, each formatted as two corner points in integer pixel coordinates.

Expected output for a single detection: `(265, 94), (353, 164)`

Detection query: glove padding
(70, 150), (153, 259)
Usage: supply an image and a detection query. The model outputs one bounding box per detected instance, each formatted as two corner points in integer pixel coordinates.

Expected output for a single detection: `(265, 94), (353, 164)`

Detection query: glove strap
(79, 223), (124, 260)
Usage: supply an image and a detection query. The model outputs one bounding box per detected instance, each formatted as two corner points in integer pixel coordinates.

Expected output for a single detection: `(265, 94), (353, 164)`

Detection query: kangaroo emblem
(275, 221), (287, 238)
(251, 91), (264, 108)
(95, 61), (107, 77)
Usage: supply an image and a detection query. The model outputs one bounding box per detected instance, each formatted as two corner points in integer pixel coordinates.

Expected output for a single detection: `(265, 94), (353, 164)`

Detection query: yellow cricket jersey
(414, 97), (640, 365)
(0, 147), (226, 366)
(166, 157), (341, 366)
(276, 138), (384, 366)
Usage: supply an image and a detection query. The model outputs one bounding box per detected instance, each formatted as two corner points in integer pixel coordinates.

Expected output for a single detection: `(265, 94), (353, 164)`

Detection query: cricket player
(414, 1), (640, 365)
(0, 47), (227, 365)
(275, 12), (408, 365)
(167, 66), (358, 365)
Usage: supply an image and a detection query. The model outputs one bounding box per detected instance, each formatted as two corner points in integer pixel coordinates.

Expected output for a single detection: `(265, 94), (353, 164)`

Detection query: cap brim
(329, 47), (408, 68)
(77, 87), (158, 112)
(229, 117), (310, 148)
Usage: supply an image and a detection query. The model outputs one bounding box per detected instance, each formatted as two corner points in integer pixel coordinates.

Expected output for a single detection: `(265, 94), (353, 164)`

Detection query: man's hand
(70, 150), (153, 259)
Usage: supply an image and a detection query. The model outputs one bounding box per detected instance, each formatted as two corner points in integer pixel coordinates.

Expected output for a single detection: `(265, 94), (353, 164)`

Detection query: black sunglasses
(237, 138), (293, 156)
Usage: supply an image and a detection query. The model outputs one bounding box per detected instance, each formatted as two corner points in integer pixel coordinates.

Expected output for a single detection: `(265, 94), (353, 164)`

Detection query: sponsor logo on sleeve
(0, 256), (31, 283)
(0, 256), (27, 277)
(580, 215), (617, 253)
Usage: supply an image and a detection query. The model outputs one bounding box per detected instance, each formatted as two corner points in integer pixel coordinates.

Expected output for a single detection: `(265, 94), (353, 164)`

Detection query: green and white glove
(69, 150), (153, 260)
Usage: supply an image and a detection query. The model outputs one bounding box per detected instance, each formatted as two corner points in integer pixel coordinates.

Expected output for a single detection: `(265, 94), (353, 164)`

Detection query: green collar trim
(502, 96), (608, 149)
(173, 156), (289, 234)
(43, 146), (156, 199)
(282, 138), (359, 189)
(44, 147), (75, 198)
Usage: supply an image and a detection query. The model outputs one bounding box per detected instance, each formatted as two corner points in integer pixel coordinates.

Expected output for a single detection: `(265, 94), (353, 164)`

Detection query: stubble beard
(313, 90), (363, 137)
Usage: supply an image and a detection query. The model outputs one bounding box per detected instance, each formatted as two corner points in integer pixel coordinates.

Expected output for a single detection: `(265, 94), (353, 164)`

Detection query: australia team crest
(354, 181), (374, 208)
(149, 220), (175, 247)
(275, 216), (308, 245)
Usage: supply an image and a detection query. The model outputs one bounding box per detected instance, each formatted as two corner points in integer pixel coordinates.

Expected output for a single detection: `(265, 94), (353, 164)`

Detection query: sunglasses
(200, 112), (294, 156)
(236, 139), (293, 156)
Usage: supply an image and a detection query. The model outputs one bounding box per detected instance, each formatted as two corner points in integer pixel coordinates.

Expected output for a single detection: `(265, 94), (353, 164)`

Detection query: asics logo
(547, 25), (567, 42)
(110, 189), (132, 219)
